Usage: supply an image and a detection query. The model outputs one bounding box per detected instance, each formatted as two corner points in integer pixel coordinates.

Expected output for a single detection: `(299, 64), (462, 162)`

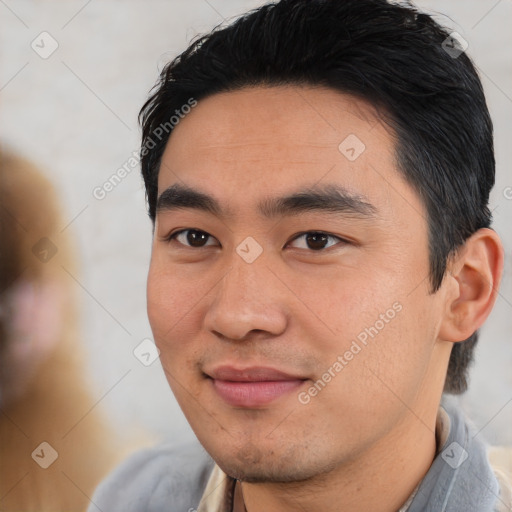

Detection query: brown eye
(288, 231), (345, 251)
(305, 233), (329, 250)
(171, 229), (218, 248)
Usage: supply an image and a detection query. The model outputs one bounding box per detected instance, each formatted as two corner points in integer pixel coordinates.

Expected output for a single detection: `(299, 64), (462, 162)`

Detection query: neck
(236, 410), (438, 512)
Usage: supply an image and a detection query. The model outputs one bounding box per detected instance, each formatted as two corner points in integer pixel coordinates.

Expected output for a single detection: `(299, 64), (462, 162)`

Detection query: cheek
(147, 264), (175, 339)
(147, 264), (204, 401)
(320, 292), (440, 414)
(146, 258), (216, 376)
(291, 269), (392, 348)
(305, 267), (434, 388)
(147, 254), (201, 326)
(147, 261), (196, 348)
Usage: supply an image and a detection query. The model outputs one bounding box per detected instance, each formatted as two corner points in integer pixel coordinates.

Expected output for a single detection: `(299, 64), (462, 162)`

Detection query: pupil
(307, 233), (327, 250)
(187, 230), (208, 247)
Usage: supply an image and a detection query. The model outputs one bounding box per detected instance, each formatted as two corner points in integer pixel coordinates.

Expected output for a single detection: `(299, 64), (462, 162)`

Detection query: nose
(203, 255), (289, 342)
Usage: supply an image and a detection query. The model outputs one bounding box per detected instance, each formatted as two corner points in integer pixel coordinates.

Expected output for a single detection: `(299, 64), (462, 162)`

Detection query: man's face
(147, 86), (452, 482)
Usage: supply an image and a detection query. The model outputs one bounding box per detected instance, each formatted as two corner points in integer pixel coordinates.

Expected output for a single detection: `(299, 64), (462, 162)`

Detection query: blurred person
(89, 1), (512, 511)
(0, 149), (120, 511)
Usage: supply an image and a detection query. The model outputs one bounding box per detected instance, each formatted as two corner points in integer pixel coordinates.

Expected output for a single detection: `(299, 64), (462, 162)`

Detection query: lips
(206, 366), (306, 408)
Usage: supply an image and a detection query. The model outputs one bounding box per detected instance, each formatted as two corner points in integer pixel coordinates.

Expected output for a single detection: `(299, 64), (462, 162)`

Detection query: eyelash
(165, 229), (348, 251)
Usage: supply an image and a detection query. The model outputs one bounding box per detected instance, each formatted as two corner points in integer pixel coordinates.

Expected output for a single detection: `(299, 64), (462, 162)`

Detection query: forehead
(158, 85), (421, 221)
(162, 85), (388, 164)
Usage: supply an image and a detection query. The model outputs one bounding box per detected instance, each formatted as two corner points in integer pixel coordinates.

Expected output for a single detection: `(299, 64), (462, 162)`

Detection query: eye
(287, 231), (346, 251)
(165, 229), (346, 251)
(167, 229), (219, 248)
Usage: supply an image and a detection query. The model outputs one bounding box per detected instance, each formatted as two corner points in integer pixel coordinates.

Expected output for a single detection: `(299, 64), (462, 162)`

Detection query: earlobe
(439, 228), (504, 343)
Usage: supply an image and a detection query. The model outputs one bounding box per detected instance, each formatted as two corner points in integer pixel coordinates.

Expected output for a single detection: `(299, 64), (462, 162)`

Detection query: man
(88, 0), (511, 510)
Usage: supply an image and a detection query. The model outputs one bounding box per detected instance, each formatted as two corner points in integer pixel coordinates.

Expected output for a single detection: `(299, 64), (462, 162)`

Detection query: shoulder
(87, 441), (215, 512)
(488, 446), (512, 512)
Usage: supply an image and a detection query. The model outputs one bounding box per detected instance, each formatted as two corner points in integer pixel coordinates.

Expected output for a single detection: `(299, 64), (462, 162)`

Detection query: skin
(147, 85), (503, 512)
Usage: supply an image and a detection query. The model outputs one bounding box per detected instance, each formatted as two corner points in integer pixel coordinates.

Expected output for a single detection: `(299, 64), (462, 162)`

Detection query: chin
(208, 441), (336, 484)
(219, 459), (335, 484)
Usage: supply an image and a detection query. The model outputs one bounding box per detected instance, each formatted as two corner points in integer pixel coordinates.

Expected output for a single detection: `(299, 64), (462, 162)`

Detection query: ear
(439, 228), (504, 342)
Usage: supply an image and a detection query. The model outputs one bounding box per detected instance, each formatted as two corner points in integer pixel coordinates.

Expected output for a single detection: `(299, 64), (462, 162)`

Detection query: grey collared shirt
(88, 402), (509, 512)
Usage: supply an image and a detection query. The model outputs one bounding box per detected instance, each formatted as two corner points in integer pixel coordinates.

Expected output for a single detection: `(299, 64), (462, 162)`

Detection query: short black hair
(139, 0), (495, 394)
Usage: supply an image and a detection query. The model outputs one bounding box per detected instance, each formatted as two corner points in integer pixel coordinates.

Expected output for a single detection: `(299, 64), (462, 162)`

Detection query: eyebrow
(156, 183), (377, 220)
